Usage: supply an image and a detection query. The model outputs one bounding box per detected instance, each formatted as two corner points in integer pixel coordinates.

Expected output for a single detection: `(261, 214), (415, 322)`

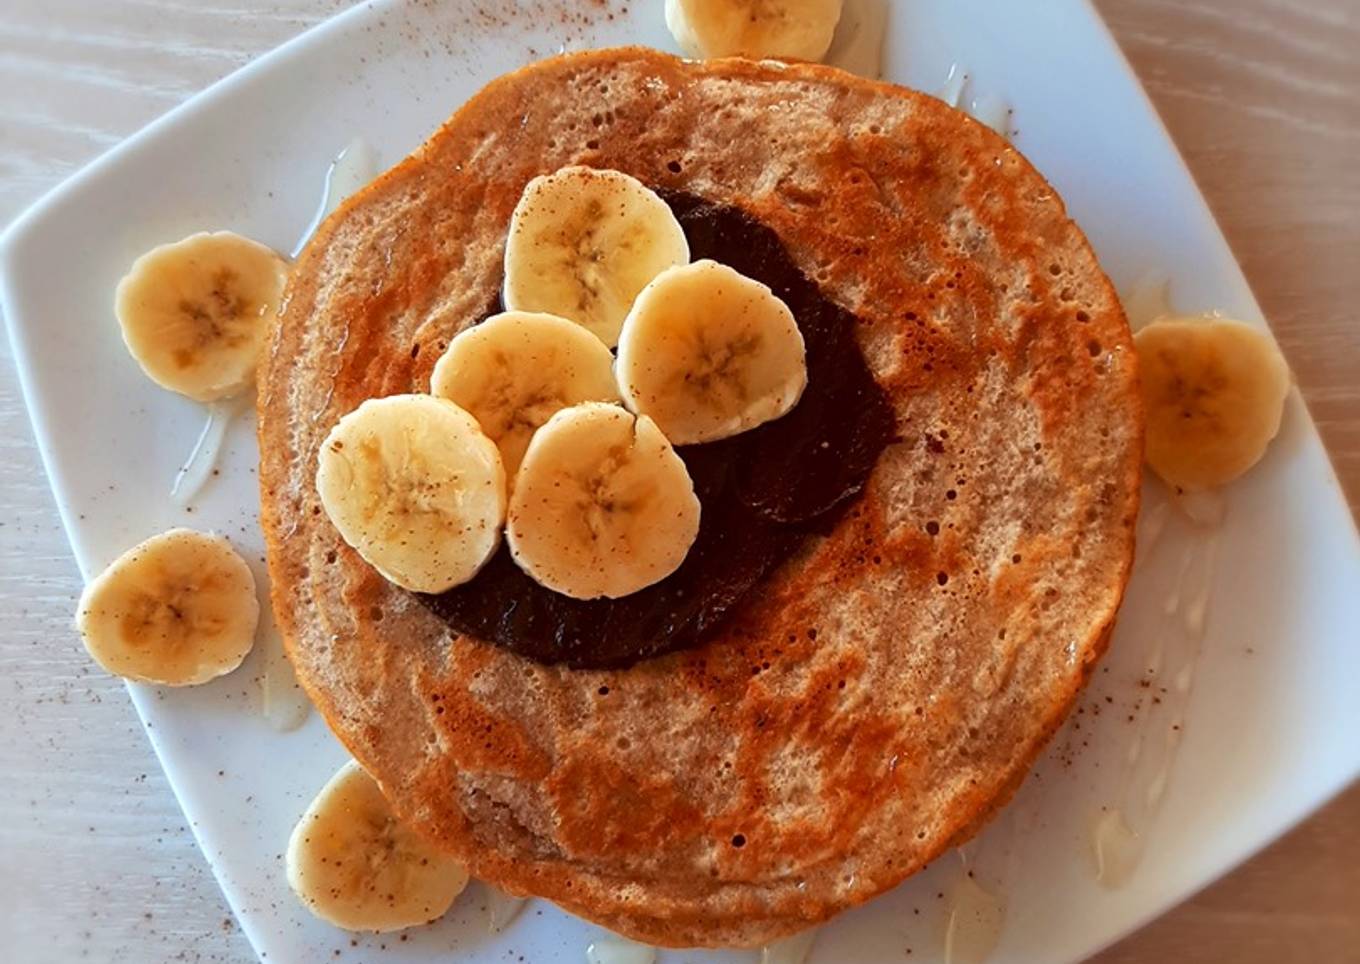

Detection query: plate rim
(2, 1), (1359, 962)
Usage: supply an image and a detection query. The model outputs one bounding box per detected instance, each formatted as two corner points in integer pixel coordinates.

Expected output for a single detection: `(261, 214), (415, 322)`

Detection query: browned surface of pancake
(259, 48), (1142, 948)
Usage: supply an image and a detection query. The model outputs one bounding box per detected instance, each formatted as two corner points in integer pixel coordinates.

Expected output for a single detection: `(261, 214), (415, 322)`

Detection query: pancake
(259, 47), (1142, 948)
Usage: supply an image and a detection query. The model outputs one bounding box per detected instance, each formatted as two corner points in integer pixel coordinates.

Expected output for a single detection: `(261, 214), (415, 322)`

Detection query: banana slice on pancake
(430, 310), (621, 480)
(1135, 316), (1291, 491)
(507, 402), (701, 600)
(616, 259), (808, 445)
(502, 167), (689, 348)
(115, 231), (288, 401)
(316, 394), (506, 593)
(287, 760), (469, 932)
(76, 528), (258, 686)
(665, 0), (844, 62)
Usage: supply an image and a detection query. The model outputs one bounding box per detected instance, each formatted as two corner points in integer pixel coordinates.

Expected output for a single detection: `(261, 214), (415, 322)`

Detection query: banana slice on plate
(1135, 316), (1291, 491)
(287, 760), (469, 932)
(507, 402), (701, 600)
(75, 528), (259, 686)
(502, 166), (690, 348)
(316, 394), (507, 594)
(430, 311), (621, 479)
(115, 231), (289, 401)
(616, 259), (808, 445)
(665, 0), (844, 62)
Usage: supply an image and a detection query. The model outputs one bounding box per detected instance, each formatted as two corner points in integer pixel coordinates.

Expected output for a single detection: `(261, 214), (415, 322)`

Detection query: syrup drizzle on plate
(585, 936), (656, 964)
(292, 144), (374, 425)
(937, 63), (969, 107)
(1120, 272), (1172, 331)
(292, 138), (377, 258)
(761, 928), (820, 964)
(1091, 485), (1222, 887)
(968, 93), (1011, 137)
(825, 0), (889, 78)
(170, 395), (248, 505)
(481, 885), (527, 933)
(255, 608), (311, 733)
(943, 875), (1007, 964)
(940, 806), (1024, 964)
(1088, 279), (1228, 888)
(935, 65), (1013, 139)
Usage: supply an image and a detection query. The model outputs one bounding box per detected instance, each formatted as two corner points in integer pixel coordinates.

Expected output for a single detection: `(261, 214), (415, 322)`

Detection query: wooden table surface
(1, 2), (1356, 962)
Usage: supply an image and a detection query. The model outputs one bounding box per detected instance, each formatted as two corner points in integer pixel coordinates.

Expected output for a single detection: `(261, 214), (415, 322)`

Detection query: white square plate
(4, 1), (1359, 962)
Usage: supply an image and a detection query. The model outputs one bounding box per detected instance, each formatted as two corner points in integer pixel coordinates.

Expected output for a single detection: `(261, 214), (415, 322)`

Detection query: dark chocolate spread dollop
(418, 190), (895, 669)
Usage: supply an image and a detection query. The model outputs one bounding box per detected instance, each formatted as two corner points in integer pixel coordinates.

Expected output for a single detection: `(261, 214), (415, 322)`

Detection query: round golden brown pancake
(259, 47), (1141, 948)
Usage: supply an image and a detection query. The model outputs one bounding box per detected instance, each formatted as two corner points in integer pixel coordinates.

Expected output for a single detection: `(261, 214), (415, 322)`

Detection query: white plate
(3, 2), (1359, 962)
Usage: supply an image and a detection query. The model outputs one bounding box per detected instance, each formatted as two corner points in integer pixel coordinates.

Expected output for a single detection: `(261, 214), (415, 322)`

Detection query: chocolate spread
(419, 190), (895, 668)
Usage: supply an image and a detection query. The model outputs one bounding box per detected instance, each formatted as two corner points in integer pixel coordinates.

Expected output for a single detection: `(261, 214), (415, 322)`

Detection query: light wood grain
(0, 2), (1356, 962)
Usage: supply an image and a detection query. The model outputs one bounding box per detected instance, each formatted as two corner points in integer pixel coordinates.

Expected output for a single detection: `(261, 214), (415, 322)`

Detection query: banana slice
(287, 761), (469, 932)
(1135, 316), (1291, 491)
(616, 259), (808, 445)
(430, 311), (621, 479)
(75, 528), (258, 686)
(507, 402), (701, 600)
(665, 0), (844, 62)
(316, 394), (507, 594)
(502, 167), (690, 348)
(115, 231), (289, 401)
